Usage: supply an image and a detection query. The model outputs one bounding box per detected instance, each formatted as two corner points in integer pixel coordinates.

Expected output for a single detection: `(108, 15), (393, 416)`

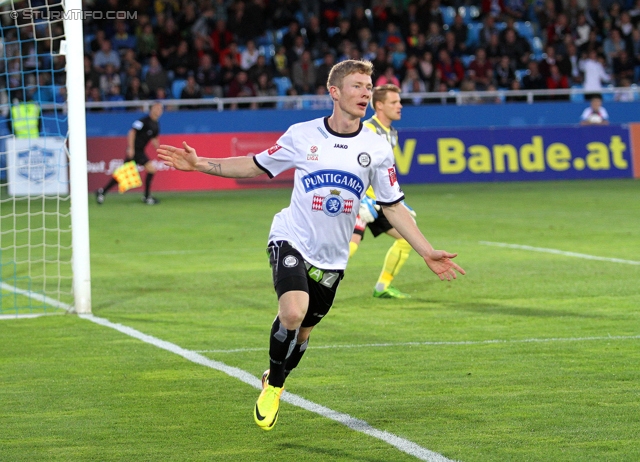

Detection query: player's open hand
(157, 142), (198, 171)
(424, 250), (465, 281)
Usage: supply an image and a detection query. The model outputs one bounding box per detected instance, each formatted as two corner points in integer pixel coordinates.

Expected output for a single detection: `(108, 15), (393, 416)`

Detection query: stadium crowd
(6, 0), (640, 108)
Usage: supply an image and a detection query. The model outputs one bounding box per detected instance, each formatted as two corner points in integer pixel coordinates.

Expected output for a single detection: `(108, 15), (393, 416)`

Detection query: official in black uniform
(96, 102), (163, 205)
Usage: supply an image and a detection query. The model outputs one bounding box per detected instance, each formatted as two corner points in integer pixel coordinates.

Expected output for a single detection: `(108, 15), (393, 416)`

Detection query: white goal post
(0, 0), (91, 315)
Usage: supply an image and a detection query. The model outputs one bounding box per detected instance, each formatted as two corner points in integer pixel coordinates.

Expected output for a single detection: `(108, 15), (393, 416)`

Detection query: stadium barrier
(86, 124), (640, 193)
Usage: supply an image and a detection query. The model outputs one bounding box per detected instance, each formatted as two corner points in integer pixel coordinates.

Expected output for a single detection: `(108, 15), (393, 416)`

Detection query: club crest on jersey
(301, 169), (365, 197)
(357, 152), (371, 167)
(312, 189), (354, 217)
(283, 255), (298, 267)
(307, 145), (319, 161)
(268, 144), (282, 155)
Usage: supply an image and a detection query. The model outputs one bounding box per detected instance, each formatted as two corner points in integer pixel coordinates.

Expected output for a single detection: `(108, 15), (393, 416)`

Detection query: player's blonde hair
(371, 84), (401, 110)
(326, 59), (374, 91)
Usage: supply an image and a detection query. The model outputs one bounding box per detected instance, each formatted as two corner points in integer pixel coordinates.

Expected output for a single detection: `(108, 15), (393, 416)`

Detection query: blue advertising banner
(396, 125), (633, 183)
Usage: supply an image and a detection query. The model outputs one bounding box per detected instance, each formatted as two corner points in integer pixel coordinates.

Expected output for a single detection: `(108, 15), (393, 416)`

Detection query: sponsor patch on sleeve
(388, 166), (397, 186)
(268, 144), (282, 155)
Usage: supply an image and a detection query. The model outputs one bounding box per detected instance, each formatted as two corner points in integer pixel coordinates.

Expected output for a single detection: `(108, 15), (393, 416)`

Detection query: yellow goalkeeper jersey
(363, 115), (400, 200)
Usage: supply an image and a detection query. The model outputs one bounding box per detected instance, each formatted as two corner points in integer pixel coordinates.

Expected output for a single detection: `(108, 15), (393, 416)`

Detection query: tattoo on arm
(206, 162), (222, 174)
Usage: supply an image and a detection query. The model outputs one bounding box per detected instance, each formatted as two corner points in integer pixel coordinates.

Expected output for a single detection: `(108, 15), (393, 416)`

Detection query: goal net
(0, 0), (90, 316)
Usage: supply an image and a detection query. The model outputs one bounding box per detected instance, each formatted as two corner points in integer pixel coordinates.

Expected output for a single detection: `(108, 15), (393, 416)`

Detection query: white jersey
(254, 117), (404, 270)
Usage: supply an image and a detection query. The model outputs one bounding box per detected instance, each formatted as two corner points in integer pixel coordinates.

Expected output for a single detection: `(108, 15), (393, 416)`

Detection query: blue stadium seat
(171, 79), (187, 99)
(273, 76), (292, 96)
(531, 37), (544, 60)
(514, 21), (534, 40)
(258, 45), (275, 64)
(141, 64), (150, 80)
(440, 6), (456, 26)
(461, 54), (475, 68)
(466, 23), (483, 48)
(515, 69), (529, 82)
(602, 85), (615, 102)
(570, 85), (585, 103)
(458, 5), (480, 24)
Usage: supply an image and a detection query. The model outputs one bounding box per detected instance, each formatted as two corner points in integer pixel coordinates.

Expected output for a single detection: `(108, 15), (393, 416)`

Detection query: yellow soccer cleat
(254, 384), (284, 431)
(261, 369), (270, 390)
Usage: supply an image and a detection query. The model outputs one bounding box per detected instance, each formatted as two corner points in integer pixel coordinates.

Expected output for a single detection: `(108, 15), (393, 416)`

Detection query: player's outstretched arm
(157, 142), (264, 178)
(382, 202), (465, 281)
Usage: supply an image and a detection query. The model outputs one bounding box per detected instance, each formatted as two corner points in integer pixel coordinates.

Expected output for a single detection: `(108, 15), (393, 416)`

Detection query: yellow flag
(112, 161), (142, 193)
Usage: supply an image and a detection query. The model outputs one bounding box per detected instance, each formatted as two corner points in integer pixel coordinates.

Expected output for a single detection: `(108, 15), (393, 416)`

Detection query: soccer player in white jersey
(157, 60), (465, 431)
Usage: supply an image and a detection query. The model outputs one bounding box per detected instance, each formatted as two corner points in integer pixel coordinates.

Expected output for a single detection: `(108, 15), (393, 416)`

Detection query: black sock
(102, 178), (118, 193)
(268, 317), (298, 388)
(284, 338), (308, 378)
(145, 172), (154, 198)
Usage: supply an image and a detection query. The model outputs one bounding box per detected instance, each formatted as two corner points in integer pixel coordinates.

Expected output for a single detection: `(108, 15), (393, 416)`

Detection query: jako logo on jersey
(268, 144), (282, 155)
(301, 170), (364, 197)
(388, 166), (397, 185)
(334, 143), (348, 149)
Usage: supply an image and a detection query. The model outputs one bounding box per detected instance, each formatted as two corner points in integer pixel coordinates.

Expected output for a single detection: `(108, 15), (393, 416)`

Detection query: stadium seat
(171, 79), (187, 99)
(466, 23), (483, 48)
(458, 5), (480, 24)
(531, 37), (544, 60)
(514, 21), (534, 40)
(515, 69), (529, 82)
(258, 45), (275, 64)
(440, 6), (456, 26)
(570, 85), (585, 103)
(461, 54), (475, 68)
(273, 76), (292, 96)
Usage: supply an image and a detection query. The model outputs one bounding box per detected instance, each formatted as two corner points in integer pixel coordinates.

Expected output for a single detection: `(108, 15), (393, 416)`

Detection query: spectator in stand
(420, 0), (443, 30)
(504, 0), (527, 21)
(220, 42), (243, 69)
(196, 54), (223, 98)
(180, 73), (203, 108)
(630, 28), (640, 68)
(585, 0), (606, 34)
(401, 68), (427, 105)
(468, 48), (494, 90)
(93, 39), (121, 72)
(506, 79), (527, 102)
(272, 46), (289, 77)
(99, 63), (122, 96)
(84, 55), (100, 90)
(603, 28), (627, 69)
(350, 6), (370, 33)
(254, 72), (278, 108)
(580, 94), (609, 125)
(563, 42), (582, 85)
(211, 19), (234, 56)
(167, 40), (197, 80)
(546, 64), (570, 100)
(315, 52), (336, 88)
(580, 50), (611, 92)
(436, 48), (464, 89)
(306, 15), (329, 57)
(425, 21), (445, 56)
(112, 20), (137, 54)
(157, 17), (182, 64)
(400, 2), (420, 38)
(449, 14), (469, 56)
(485, 32), (502, 65)
(227, 0), (264, 42)
(494, 54), (516, 88)
(442, 30), (463, 60)
(371, 46), (389, 77)
(145, 55), (169, 97)
(482, 0), (505, 19)
(479, 15), (499, 48)
(154, 87), (168, 101)
(219, 53), (242, 93)
(282, 20), (303, 51)
(630, 0), (640, 26)
(574, 13), (592, 48)
(380, 22), (404, 49)
(418, 50), (438, 91)
(375, 66), (401, 87)
(522, 61), (547, 91)
(248, 54), (272, 83)
(286, 35), (307, 66)
(227, 70), (257, 109)
(500, 28), (531, 70)
(104, 84), (125, 106)
(390, 42), (408, 71)
(614, 77), (634, 102)
(136, 23), (158, 62)
(612, 49), (635, 86)
(310, 85), (333, 110)
(538, 45), (557, 79)
(547, 13), (571, 46)
(357, 28), (375, 57)
(292, 50), (317, 94)
(86, 86), (103, 110)
(240, 40), (260, 71)
(405, 22), (421, 54)
(125, 76), (150, 101)
(89, 29), (106, 54)
(330, 18), (358, 51)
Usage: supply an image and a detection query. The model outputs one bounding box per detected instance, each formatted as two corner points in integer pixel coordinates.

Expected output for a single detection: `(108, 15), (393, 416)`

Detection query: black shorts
(130, 150), (150, 166)
(353, 208), (393, 240)
(267, 240), (343, 328)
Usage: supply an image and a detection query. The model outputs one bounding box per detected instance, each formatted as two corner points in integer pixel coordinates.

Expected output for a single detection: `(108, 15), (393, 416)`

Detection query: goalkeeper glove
(402, 201), (417, 218)
(358, 196), (379, 223)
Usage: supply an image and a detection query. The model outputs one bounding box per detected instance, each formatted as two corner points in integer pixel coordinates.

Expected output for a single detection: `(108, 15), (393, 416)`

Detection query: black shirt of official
(133, 116), (160, 152)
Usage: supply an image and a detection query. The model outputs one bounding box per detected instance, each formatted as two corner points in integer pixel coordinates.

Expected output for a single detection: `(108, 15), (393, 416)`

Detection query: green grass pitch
(1, 179), (639, 461)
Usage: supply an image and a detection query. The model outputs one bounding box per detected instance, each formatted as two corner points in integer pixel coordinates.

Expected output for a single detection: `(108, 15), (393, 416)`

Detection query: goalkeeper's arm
(157, 142), (263, 178)
(358, 196), (379, 223)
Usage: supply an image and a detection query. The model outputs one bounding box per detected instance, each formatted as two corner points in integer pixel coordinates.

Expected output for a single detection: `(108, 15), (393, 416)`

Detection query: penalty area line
(80, 314), (455, 462)
(479, 241), (640, 265)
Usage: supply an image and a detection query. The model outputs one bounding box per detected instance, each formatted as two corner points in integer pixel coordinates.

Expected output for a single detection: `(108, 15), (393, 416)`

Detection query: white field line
(195, 334), (640, 354)
(0, 282), (73, 313)
(80, 315), (454, 462)
(479, 241), (640, 265)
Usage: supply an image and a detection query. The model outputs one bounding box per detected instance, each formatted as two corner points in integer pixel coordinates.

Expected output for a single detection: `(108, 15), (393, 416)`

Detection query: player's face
(379, 92), (402, 122)
(336, 72), (372, 119)
(150, 103), (164, 120)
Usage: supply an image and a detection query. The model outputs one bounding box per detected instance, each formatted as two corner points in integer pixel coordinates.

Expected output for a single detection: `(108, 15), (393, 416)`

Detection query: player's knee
(278, 290), (309, 328)
(395, 238), (412, 252)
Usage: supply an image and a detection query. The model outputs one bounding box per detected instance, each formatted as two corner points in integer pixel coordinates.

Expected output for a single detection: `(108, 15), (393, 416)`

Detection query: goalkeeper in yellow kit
(350, 84), (415, 298)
